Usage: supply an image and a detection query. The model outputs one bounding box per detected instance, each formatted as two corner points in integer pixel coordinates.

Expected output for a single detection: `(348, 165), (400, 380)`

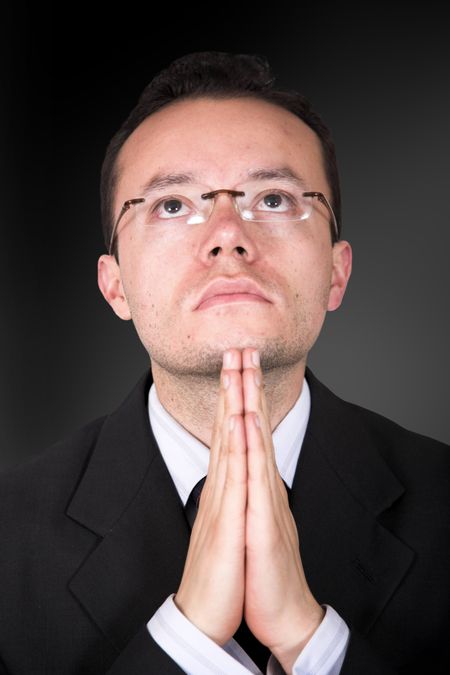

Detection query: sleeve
(112, 597), (397, 675)
(266, 605), (349, 675)
(339, 630), (397, 675)
(147, 594), (262, 674)
(105, 623), (186, 675)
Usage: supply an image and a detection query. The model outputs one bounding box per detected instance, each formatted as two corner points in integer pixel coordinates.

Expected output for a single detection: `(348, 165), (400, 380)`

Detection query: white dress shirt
(146, 378), (350, 674)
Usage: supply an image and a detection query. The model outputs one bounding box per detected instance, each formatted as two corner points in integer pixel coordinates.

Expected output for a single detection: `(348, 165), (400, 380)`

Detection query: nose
(197, 190), (258, 263)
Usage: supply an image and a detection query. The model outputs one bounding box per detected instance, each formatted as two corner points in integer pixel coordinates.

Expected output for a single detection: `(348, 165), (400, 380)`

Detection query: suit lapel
(290, 369), (415, 634)
(66, 370), (191, 650)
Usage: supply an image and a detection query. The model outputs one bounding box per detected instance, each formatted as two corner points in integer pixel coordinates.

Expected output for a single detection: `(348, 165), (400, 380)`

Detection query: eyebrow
(246, 167), (307, 187)
(138, 166), (308, 195)
(139, 172), (197, 195)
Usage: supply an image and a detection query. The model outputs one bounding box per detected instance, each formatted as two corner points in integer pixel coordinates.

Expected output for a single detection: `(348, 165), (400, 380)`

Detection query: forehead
(115, 97), (327, 206)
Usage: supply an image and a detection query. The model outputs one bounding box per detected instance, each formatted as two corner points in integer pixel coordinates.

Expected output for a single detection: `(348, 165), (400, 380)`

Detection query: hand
(174, 349), (247, 645)
(241, 347), (325, 673)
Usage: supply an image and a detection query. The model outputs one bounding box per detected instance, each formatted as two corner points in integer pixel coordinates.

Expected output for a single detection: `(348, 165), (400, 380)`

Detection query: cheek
(287, 239), (333, 304)
(123, 254), (188, 330)
(119, 255), (158, 315)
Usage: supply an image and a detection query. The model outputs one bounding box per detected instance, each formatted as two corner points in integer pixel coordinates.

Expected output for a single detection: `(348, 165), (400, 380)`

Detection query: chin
(197, 330), (274, 352)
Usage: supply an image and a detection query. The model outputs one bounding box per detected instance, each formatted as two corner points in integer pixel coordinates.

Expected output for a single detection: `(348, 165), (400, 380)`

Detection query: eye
(255, 190), (296, 212)
(151, 194), (193, 220)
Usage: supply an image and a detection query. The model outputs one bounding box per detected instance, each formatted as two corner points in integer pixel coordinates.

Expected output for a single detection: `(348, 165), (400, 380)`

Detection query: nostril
(209, 245), (246, 257)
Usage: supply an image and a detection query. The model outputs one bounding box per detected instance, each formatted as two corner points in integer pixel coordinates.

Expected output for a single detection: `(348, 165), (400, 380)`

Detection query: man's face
(98, 97), (351, 377)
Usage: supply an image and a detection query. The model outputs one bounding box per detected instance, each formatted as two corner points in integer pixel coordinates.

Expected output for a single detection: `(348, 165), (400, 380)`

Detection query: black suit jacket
(0, 368), (449, 674)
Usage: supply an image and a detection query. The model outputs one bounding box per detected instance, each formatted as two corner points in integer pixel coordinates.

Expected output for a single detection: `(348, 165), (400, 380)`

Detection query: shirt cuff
(267, 605), (350, 675)
(147, 593), (262, 674)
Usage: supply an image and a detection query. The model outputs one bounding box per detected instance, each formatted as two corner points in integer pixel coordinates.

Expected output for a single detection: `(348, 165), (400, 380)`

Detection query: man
(0, 51), (448, 675)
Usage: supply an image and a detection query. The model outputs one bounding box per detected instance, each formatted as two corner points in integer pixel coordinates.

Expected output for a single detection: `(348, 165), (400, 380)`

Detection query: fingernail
(224, 351), (232, 368)
(252, 350), (260, 367)
(254, 371), (261, 387)
(223, 374), (230, 389)
(254, 413), (261, 428)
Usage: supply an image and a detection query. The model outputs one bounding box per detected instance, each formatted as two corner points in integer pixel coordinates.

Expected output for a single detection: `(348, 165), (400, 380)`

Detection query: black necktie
(183, 476), (291, 671)
(184, 475), (207, 529)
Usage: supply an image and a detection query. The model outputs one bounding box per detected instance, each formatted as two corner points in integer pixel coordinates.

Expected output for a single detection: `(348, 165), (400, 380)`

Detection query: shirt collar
(148, 377), (310, 506)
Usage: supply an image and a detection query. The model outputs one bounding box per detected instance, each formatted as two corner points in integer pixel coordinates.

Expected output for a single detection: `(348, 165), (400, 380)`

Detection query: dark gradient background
(2, 4), (449, 469)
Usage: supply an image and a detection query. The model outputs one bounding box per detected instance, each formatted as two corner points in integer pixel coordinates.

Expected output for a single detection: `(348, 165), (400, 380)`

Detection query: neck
(150, 359), (307, 448)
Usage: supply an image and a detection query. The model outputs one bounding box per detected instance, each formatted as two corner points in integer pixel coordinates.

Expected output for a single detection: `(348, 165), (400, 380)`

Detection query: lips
(194, 278), (271, 311)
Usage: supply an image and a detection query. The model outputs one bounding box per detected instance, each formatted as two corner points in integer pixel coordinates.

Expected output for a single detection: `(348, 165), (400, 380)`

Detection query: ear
(97, 254), (132, 320)
(328, 240), (352, 311)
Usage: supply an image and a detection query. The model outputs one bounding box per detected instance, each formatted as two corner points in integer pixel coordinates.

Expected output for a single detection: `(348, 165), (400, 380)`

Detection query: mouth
(196, 292), (271, 311)
(194, 278), (272, 311)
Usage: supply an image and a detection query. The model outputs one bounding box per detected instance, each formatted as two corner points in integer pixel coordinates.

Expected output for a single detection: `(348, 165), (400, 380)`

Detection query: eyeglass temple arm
(108, 198), (145, 256)
(303, 191), (339, 242)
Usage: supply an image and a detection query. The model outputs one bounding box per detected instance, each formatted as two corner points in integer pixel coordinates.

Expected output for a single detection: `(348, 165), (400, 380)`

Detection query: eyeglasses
(108, 182), (339, 256)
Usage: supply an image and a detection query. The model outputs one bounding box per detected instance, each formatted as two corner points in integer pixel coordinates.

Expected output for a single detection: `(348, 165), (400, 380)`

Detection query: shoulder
(342, 395), (449, 513)
(307, 368), (450, 559)
(349, 398), (449, 479)
(0, 415), (107, 516)
(306, 367), (449, 490)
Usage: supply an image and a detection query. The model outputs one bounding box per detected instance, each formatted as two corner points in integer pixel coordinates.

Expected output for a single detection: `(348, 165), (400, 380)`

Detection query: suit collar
(66, 369), (155, 537)
(303, 367), (405, 516)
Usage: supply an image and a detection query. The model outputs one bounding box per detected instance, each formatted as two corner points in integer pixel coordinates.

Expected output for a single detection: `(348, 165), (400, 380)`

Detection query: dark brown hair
(100, 51), (341, 260)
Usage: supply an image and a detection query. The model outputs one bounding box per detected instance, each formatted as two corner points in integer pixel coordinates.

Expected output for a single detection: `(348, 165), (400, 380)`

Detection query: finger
(196, 411), (247, 527)
(224, 348), (243, 372)
(241, 347), (262, 419)
(242, 347), (258, 371)
(242, 359), (275, 468)
(245, 410), (289, 516)
(208, 349), (243, 473)
(245, 411), (273, 515)
(204, 353), (244, 502)
(242, 354), (287, 506)
(242, 362), (262, 414)
(242, 348), (270, 421)
(221, 350), (244, 456)
(195, 409), (247, 553)
(219, 413), (247, 527)
(224, 369), (244, 417)
(211, 368), (244, 493)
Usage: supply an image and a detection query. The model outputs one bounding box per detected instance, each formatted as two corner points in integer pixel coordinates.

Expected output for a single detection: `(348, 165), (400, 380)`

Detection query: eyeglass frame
(107, 187), (339, 257)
